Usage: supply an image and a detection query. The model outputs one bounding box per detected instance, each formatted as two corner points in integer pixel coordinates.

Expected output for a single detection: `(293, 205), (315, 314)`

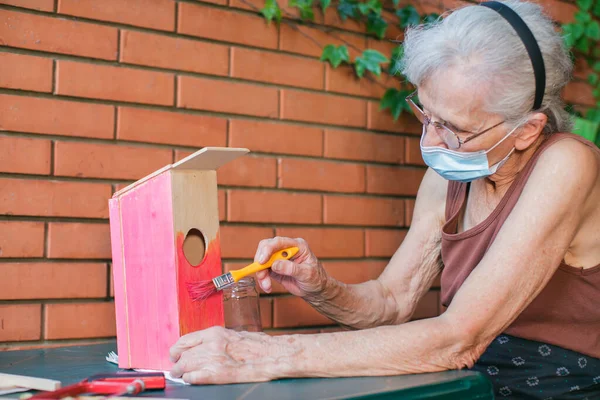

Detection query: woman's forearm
(304, 276), (411, 330)
(277, 315), (477, 378)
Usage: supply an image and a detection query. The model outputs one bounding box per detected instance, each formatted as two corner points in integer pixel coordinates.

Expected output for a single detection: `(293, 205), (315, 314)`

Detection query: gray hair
(400, 0), (574, 134)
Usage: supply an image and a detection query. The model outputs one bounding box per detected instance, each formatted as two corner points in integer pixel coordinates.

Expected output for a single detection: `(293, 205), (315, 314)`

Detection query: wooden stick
(0, 373), (61, 391)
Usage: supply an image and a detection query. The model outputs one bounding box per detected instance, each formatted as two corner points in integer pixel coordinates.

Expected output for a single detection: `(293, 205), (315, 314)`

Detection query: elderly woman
(169, 0), (600, 398)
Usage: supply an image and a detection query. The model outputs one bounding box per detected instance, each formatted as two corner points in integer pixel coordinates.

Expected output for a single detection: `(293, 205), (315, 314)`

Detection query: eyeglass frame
(405, 90), (505, 150)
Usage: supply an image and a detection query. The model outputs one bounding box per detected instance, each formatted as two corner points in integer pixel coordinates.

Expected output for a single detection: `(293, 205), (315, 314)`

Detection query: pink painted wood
(108, 199), (129, 368)
(114, 172), (180, 370)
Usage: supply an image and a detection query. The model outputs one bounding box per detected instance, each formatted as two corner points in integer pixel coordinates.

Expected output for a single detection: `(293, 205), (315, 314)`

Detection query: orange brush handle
(230, 247), (299, 282)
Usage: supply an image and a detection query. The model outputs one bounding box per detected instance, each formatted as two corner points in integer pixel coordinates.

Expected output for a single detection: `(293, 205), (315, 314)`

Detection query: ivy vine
(259, 0), (600, 146)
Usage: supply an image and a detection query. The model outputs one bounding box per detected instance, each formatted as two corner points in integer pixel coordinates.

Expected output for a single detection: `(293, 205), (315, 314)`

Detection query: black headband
(479, 1), (546, 110)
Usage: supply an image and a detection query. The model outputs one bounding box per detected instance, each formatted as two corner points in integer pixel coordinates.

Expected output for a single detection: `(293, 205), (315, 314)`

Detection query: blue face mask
(420, 125), (517, 183)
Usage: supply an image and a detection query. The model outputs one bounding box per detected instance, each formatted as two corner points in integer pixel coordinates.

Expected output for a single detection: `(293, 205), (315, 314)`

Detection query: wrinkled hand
(254, 237), (329, 299)
(169, 326), (297, 384)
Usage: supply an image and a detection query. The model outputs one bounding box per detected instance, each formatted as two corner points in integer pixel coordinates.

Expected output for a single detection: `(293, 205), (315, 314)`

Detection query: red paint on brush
(187, 279), (218, 302)
(176, 231), (224, 334)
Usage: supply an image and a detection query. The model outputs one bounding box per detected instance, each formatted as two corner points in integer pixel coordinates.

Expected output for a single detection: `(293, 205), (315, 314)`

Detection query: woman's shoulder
(529, 132), (599, 196)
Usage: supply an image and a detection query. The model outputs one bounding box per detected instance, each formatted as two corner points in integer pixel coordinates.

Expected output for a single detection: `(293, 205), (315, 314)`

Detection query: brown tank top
(441, 133), (600, 359)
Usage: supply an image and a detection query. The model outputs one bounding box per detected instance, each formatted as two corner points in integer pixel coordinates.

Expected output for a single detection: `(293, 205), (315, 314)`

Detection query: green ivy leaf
(337, 0), (360, 20)
(320, 0), (331, 13)
(562, 24), (578, 48)
(379, 88), (411, 120)
(575, 36), (590, 53)
(358, 0), (382, 15)
(573, 116), (600, 142)
(576, 0), (593, 11)
(575, 10), (592, 24)
(593, 61), (600, 72)
(366, 12), (388, 39)
(585, 108), (600, 123)
(388, 45), (404, 75)
(261, 0), (282, 24)
(586, 21), (600, 40)
(354, 49), (389, 77)
(290, 0), (315, 20)
(392, 0), (400, 7)
(594, 88), (600, 98)
(397, 5), (421, 29)
(320, 44), (350, 68)
(422, 13), (440, 24)
(593, 0), (600, 17)
(589, 73), (599, 86)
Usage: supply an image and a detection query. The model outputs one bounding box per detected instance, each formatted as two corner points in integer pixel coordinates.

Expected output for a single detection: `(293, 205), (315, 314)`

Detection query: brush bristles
(186, 280), (218, 302)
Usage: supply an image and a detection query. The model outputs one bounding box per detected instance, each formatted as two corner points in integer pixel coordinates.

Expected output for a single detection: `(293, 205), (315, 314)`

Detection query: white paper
(0, 387), (30, 396)
(105, 351), (189, 385)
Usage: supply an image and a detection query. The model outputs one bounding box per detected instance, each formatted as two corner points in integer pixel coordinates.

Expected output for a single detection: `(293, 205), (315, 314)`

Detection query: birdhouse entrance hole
(182, 228), (206, 266)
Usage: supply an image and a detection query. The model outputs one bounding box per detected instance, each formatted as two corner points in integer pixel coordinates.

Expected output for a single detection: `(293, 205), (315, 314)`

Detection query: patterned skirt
(470, 334), (600, 399)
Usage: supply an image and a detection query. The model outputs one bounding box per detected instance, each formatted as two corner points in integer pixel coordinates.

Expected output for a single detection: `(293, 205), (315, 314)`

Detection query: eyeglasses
(405, 90), (505, 150)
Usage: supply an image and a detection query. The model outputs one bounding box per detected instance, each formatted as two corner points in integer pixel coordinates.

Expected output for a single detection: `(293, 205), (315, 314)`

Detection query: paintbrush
(187, 246), (299, 301)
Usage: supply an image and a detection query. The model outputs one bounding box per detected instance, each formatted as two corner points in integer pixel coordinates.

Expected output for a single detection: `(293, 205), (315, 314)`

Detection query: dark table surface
(0, 341), (494, 399)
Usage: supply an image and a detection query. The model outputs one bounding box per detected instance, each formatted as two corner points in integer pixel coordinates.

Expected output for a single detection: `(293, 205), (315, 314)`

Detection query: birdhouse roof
(112, 147), (249, 198)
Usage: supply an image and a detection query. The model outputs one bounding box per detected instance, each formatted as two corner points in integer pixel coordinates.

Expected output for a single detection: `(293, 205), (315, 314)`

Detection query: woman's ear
(514, 112), (547, 150)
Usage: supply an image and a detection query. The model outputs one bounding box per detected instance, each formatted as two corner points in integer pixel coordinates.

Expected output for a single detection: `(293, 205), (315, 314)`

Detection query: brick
(411, 291), (440, 320)
(228, 190), (322, 224)
(220, 225), (274, 259)
(218, 156), (277, 188)
(0, 304), (41, 341)
(326, 64), (389, 98)
(58, 0), (175, 31)
(260, 298), (272, 329)
(232, 47), (324, 90)
(0, 94), (114, 139)
(367, 166), (425, 196)
(219, 190), (226, 222)
(120, 30), (229, 76)
(368, 101), (422, 134)
(56, 61), (174, 106)
(322, 260), (387, 284)
(0, 221), (45, 258)
(0, 178), (111, 218)
(229, 120), (323, 157)
(405, 137), (425, 166)
(324, 195), (404, 226)
(178, 3), (277, 49)
(278, 158), (365, 193)
(405, 199), (415, 226)
(281, 90), (367, 128)
(48, 223), (111, 259)
(0, 136), (51, 175)
(279, 23), (365, 59)
(573, 57), (594, 81)
(178, 76), (278, 118)
(0, 53), (52, 92)
(273, 297), (333, 328)
(0, 10), (118, 60)
(322, 10), (364, 33)
(0, 263), (107, 299)
(275, 227), (364, 258)
(324, 129), (404, 164)
(365, 229), (407, 257)
(45, 302), (116, 339)
(562, 81), (596, 108)
(54, 141), (172, 180)
(118, 107), (227, 147)
(531, 0), (577, 24)
(0, 0), (54, 11)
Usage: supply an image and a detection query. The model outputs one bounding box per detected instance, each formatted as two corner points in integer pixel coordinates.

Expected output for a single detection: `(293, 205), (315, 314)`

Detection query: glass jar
(223, 277), (263, 332)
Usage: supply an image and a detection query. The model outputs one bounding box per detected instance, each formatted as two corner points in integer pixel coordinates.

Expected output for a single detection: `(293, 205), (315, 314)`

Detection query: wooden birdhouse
(108, 147), (249, 370)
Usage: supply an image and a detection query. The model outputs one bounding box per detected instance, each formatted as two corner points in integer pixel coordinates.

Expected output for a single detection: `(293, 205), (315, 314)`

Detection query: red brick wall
(0, 0), (590, 349)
